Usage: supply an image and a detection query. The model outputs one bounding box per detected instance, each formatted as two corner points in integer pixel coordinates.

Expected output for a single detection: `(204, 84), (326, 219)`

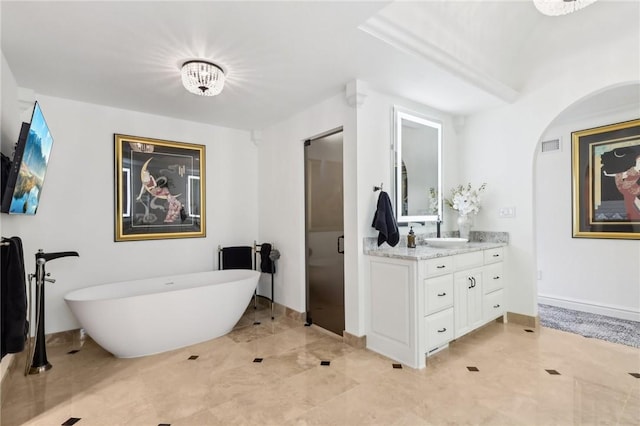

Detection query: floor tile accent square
(67, 350), (80, 355)
(61, 418), (81, 425)
(188, 355), (199, 360)
(392, 363), (403, 369)
(320, 361), (331, 366)
(546, 369), (561, 375)
(467, 366), (479, 372)
(253, 321), (261, 325)
(629, 372), (640, 378)
(253, 358), (263, 363)
(524, 329), (534, 333)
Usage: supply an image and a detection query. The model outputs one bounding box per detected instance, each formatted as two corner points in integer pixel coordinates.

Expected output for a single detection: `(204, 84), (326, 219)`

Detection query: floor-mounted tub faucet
(26, 249), (79, 375)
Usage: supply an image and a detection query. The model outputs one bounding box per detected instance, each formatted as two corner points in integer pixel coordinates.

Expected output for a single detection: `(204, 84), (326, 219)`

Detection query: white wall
(535, 106), (640, 320)
(1, 59), (258, 334)
(459, 29), (640, 318)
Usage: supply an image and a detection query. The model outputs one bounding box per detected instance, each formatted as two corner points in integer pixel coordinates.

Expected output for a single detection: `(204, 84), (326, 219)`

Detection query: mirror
(393, 108), (442, 224)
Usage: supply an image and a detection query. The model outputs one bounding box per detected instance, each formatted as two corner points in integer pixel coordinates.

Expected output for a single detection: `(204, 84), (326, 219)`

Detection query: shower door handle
(337, 235), (344, 254)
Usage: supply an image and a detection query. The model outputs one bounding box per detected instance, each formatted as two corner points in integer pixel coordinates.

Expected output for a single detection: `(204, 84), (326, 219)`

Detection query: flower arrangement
(445, 183), (487, 216)
(427, 187), (439, 215)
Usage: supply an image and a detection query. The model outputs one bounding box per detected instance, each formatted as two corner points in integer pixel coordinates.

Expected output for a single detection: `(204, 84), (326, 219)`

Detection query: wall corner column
(343, 79), (368, 337)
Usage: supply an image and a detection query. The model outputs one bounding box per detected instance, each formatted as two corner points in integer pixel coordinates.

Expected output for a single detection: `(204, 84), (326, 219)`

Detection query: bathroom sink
(424, 237), (468, 248)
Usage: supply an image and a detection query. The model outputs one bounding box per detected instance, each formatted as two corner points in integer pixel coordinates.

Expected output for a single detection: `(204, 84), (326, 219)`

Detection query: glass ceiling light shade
(181, 60), (225, 96)
(534, 0), (598, 16)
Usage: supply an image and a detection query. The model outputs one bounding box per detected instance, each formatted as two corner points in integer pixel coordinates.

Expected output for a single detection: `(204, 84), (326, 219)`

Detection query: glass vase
(457, 213), (472, 240)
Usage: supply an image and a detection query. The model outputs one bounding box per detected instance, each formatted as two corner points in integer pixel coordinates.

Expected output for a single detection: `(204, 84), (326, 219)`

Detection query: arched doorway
(533, 82), (640, 341)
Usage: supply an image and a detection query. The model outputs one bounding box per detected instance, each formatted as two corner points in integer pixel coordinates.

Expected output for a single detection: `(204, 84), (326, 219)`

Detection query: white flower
(445, 183), (486, 216)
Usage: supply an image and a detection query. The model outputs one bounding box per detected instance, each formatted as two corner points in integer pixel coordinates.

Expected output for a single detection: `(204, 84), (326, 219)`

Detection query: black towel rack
(253, 241), (277, 320)
(216, 242), (278, 320)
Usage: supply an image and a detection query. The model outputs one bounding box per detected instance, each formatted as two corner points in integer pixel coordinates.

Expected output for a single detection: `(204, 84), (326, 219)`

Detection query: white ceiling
(2, 1), (638, 131)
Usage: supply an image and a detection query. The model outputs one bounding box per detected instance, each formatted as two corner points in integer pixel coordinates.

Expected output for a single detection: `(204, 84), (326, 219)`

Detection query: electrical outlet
(537, 270), (542, 280)
(499, 207), (516, 218)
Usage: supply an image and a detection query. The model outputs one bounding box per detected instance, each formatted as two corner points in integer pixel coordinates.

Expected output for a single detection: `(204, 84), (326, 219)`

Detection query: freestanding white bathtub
(64, 269), (260, 358)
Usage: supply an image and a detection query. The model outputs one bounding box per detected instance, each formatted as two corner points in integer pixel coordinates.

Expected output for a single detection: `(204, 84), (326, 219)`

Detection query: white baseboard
(537, 294), (640, 322)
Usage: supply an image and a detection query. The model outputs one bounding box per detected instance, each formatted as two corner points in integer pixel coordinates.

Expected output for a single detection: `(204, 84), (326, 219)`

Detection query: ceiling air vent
(541, 138), (561, 153)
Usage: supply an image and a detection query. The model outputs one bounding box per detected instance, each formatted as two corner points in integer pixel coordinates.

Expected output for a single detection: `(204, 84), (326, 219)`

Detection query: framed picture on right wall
(571, 118), (640, 239)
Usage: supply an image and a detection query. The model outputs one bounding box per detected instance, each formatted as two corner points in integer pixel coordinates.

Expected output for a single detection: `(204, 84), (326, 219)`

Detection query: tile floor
(1, 304), (639, 426)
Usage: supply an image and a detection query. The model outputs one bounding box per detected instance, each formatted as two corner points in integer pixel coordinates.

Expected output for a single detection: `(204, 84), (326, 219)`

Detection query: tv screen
(1, 102), (54, 214)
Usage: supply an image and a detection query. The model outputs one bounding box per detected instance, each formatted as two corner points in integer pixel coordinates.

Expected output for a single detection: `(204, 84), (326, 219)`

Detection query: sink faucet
(436, 218), (442, 238)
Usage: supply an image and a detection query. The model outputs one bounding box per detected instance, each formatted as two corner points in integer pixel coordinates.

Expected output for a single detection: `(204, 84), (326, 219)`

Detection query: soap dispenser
(407, 226), (416, 248)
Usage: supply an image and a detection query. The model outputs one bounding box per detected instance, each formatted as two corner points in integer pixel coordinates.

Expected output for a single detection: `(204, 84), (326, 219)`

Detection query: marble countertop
(364, 241), (507, 261)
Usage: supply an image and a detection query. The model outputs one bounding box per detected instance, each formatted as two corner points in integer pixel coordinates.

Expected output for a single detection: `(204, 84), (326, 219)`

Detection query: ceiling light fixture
(181, 60), (225, 96)
(533, 0), (598, 16)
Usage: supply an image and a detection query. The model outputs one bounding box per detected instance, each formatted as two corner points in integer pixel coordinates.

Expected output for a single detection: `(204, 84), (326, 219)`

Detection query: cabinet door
(454, 269), (483, 338)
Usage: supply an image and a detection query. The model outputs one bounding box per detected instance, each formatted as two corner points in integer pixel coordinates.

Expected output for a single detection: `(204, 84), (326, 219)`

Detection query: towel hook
(373, 183), (383, 192)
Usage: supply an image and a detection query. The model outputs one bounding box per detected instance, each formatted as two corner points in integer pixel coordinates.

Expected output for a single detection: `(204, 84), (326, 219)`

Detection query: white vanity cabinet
(366, 244), (506, 369)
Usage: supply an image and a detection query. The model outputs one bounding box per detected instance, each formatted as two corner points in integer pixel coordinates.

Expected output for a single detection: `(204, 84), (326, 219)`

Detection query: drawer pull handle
(493, 276), (500, 280)
(493, 254), (500, 257)
(437, 327), (447, 333)
(437, 292), (447, 297)
(493, 304), (500, 308)
(436, 265), (446, 269)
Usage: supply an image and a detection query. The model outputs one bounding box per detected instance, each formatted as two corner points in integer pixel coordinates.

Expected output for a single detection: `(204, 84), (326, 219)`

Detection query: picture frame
(571, 119), (640, 239)
(114, 134), (206, 241)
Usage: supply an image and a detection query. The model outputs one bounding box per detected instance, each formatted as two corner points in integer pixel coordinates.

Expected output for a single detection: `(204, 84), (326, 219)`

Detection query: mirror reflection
(394, 108), (442, 224)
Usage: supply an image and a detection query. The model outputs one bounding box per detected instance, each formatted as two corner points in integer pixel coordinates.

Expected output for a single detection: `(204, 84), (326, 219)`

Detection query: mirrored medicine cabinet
(393, 107), (442, 225)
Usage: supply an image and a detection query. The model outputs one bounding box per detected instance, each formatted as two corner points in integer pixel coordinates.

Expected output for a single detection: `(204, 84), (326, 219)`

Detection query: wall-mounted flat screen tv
(1, 102), (54, 214)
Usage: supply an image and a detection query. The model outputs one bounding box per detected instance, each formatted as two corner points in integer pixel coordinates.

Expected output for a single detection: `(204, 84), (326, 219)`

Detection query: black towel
(220, 246), (253, 270)
(259, 243), (276, 274)
(371, 191), (399, 247)
(1, 237), (28, 359)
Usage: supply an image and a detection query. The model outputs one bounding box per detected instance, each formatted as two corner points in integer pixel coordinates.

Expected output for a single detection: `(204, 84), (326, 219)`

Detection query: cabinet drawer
(483, 263), (504, 294)
(484, 247), (504, 264)
(454, 251), (484, 271)
(425, 308), (454, 351)
(423, 256), (453, 277)
(484, 289), (505, 322)
(424, 275), (453, 315)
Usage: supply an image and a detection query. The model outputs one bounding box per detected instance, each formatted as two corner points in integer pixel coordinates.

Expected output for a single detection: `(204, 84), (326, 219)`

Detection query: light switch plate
(499, 207), (516, 218)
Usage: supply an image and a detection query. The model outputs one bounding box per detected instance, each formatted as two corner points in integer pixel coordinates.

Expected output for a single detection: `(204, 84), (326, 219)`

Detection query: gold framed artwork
(114, 134), (206, 241)
(571, 119), (640, 239)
